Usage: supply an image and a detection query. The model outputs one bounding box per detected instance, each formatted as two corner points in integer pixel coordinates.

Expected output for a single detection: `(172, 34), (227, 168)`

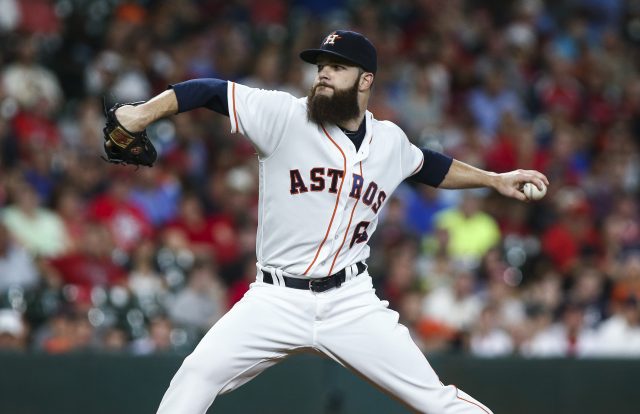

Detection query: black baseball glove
(102, 100), (157, 167)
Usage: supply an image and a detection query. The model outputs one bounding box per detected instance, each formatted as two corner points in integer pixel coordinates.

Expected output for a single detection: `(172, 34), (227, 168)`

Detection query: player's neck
(337, 108), (366, 132)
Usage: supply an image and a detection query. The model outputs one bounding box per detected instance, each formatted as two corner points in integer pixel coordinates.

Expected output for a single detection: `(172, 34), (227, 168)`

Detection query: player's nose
(317, 66), (332, 80)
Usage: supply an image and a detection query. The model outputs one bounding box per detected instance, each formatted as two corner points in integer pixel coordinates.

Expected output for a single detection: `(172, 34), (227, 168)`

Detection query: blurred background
(0, 0), (639, 412)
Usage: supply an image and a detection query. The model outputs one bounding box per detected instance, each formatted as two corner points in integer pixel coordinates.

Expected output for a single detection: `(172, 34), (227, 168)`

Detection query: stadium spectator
(433, 190), (501, 263)
(0, 309), (27, 352)
(0, 221), (39, 293)
(541, 188), (601, 273)
(45, 223), (126, 294)
(587, 295), (640, 357)
(128, 167), (181, 227)
(52, 186), (89, 254)
(101, 326), (130, 353)
(522, 301), (598, 357)
(87, 178), (154, 253)
(131, 315), (177, 355)
(467, 65), (525, 137)
(2, 181), (68, 257)
(402, 185), (452, 238)
(127, 238), (167, 303)
(421, 264), (483, 333)
(168, 260), (226, 335)
(469, 305), (515, 357)
(166, 192), (240, 268)
(35, 309), (77, 354)
(1, 34), (63, 111)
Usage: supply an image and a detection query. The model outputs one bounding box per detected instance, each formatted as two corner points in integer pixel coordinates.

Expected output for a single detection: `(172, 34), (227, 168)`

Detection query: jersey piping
(327, 161), (363, 276)
(410, 151), (425, 176)
(453, 385), (491, 414)
(231, 82), (239, 132)
(303, 125), (347, 276)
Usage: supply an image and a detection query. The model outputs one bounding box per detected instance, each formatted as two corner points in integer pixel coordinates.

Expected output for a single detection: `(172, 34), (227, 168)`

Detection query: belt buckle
(309, 276), (330, 292)
(309, 278), (321, 292)
(309, 278), (322, 292)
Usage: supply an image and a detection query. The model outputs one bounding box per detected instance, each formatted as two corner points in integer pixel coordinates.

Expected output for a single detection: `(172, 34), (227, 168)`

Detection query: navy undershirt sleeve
(409, 148), (453, 187)
(169, 78), (229, 116)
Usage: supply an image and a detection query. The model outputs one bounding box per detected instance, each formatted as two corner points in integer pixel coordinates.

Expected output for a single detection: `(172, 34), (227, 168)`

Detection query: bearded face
(306, 76), (361, 126)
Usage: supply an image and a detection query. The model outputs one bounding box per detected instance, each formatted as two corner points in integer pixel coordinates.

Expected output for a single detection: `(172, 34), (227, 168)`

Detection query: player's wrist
(485, 171), (500, 190)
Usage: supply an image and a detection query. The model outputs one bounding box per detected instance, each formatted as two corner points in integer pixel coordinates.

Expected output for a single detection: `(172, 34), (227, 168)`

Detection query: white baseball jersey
(227, 81), (424, 278)
(157, 80), (493, 414)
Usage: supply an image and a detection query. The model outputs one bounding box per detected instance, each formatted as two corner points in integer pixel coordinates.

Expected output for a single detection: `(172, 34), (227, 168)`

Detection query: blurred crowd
(1, 0), (640, 358)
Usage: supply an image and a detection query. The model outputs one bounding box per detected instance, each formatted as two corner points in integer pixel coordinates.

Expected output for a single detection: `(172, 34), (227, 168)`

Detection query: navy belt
(261, 262), (366, 293)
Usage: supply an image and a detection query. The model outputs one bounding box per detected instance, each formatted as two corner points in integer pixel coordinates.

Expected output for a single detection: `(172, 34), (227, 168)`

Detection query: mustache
(314, 83), (334, 91)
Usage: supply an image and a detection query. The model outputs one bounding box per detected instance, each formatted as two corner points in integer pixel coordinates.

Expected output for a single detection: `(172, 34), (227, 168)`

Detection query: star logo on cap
(323, 33), (341, 45)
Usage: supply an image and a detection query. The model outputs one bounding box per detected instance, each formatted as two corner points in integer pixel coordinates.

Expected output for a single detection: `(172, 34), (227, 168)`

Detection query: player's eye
(317, 64), (324, 72)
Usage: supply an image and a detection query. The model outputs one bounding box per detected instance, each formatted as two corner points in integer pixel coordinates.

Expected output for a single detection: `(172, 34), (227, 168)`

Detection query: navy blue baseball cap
(300, 30), (377, 74)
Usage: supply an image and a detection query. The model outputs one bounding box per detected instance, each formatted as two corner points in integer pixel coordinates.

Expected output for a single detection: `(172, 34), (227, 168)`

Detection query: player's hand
(114, 104), (147, 133)
(102, 100), (157, 167)
(493, 169), (549, 202)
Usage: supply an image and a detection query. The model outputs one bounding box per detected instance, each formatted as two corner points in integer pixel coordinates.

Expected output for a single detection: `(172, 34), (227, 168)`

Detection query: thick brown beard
(307, 79), (360, 126)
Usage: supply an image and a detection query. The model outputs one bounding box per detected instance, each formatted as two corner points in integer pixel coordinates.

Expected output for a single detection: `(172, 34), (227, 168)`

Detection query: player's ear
(359, 72), (374, 91)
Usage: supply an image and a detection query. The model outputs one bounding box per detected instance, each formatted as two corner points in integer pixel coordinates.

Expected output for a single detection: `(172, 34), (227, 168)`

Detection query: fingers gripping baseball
(496, 169), (549, 202)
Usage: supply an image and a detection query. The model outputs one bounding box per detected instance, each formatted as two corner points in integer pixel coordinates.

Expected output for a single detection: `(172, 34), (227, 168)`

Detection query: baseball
(523, 182), (547, 201)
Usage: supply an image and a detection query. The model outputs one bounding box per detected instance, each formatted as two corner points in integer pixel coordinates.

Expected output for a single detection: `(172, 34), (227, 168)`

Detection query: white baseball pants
(156, 272), (493, 414)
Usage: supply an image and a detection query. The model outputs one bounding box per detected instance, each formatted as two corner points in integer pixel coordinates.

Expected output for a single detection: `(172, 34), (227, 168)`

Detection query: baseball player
(112, 30), (548, 414)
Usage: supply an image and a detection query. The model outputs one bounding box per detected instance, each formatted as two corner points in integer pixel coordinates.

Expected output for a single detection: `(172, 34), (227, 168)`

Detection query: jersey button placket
(344, 173), (352, 211)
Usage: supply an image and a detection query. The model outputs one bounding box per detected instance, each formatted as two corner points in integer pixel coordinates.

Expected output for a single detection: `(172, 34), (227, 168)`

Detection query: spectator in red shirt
(2, 35), (63, 163)
(88, 178), (154, 253)
(46, 223), (126, 294)
(533, 54), (582, 122)
(542, 189), (601, 273)
(166, 193), (240, 267)
(53, 186), (88, 254)
(484, 114), (537, 174)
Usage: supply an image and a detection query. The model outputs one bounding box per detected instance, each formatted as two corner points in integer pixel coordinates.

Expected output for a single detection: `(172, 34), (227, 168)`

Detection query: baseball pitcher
(105, 30), (548, 414)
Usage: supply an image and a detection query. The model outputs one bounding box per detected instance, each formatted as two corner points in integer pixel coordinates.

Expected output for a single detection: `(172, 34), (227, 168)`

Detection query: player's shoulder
(375, 119), (402, 132)
(234, 82), (300, 104)
(230, 81), (294, 98)
(296, 96), (309, 107)
(370, 117), (409, 140)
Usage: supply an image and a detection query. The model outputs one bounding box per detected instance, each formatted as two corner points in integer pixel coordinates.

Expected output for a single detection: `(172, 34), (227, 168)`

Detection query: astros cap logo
(323, 33), (341, 45)
(300, 30), (378, 74)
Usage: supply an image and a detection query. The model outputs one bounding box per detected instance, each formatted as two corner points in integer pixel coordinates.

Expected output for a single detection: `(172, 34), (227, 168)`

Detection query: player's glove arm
(170, 78), (229, 116)
(101, 78), (229, 166)
(114, 78), (230, 134)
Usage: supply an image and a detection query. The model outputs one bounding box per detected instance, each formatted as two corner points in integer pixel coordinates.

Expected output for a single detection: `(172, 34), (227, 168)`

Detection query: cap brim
(299, 49), (362, 68)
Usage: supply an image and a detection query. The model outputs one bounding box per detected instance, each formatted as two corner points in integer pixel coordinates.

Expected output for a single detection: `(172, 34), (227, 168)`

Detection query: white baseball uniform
(156, 82), (493, 414)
